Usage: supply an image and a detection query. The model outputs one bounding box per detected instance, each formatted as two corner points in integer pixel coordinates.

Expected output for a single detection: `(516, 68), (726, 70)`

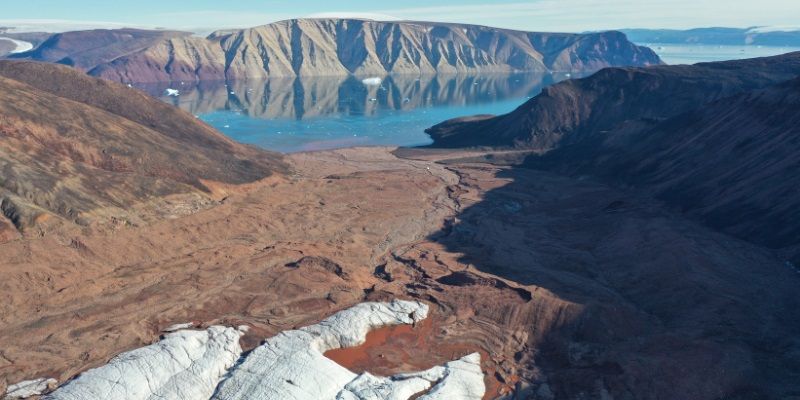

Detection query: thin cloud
(0, 18), (148, 32)
(305, 12), (401, 21)
(369, 0), (800, 31)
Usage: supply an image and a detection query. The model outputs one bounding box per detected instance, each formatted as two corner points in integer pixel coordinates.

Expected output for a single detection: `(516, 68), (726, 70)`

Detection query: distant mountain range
(426, 52), (800, 256)
(6, 19), (661, 83)
(621, 27), (800, 46)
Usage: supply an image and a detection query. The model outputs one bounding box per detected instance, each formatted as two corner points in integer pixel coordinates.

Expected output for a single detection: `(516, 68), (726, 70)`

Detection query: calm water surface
(142, 73), (579, 153)
(141, 45), (799, 153)
(648, 43), (800, 64)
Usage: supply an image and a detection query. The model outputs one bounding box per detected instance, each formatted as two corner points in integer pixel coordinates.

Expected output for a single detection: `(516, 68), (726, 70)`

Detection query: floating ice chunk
(165, 88), (180, 96)
(361, 77), (383, 86)
(45, 326), (243, 400)
(4, 378), (57, 399)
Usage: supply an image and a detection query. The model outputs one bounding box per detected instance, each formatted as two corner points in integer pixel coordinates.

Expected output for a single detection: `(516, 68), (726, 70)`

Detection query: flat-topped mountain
(10, 19), (662, 82)
(0, 60), (285, 241)
(621, 27), (800, 47)
(426, 52), (800, 254)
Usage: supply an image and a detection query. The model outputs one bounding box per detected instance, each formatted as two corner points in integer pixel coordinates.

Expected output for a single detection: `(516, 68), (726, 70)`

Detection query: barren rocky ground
(2, 146), (798, 399)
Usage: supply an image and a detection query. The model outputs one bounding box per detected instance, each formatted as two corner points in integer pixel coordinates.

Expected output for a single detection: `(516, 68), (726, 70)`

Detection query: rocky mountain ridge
(9, 19), (662, 83)
(426, 52), (800, 256)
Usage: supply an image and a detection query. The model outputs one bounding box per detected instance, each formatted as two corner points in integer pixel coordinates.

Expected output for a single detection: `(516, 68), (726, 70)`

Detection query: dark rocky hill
(426, 52), (800, 255)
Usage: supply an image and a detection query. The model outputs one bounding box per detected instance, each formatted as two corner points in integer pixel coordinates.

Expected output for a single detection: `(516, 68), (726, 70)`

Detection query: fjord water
(650, 43), (800, 64)
(141, 46), (800, 153)
(143, 73), (577, 153)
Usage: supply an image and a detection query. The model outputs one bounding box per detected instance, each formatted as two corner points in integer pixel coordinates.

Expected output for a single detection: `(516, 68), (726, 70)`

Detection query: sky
(2, 0), (799, 33)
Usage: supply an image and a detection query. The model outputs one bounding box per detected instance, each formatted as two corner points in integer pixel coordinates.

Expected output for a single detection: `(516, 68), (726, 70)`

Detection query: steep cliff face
(89, 35), (226, 83)
(11, 19), (662, 83)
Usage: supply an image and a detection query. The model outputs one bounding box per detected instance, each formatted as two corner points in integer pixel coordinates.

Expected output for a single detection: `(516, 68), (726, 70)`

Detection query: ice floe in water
(4, 378), (57, 399)
(31, 300), (484, 400)
(361, 77), (383, 86)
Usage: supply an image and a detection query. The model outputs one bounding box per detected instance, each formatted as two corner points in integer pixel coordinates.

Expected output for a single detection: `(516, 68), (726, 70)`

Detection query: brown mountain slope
(10, 28), (191, 70)
(525, 76), (800, 252)
(426, 52), (800, 148)
(12, 19), (662, 83)
(0, 60), (286, 240)
(425, 52), (800, 254)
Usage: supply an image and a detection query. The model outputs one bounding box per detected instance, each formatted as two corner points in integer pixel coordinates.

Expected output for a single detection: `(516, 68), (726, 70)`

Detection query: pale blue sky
(2, 0), (799, 33)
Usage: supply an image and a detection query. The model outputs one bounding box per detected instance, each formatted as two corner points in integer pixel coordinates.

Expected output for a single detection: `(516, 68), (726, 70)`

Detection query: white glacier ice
(27, 300), (484, 400)
(44, 326), (244, 400)
(0, 37), (33, 54)
(212, 300), (429, 399)
(4, 378), (57, 399)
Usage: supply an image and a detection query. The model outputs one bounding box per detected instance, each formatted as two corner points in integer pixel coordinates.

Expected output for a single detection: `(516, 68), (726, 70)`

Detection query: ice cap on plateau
(0, 37), (33, 54)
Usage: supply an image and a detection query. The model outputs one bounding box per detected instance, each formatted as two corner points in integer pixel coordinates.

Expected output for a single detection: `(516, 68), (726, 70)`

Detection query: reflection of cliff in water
(140, 73), (583, 120)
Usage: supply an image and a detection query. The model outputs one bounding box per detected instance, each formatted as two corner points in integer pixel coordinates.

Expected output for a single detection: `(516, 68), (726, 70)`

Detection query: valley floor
(1, 147), (798, 399)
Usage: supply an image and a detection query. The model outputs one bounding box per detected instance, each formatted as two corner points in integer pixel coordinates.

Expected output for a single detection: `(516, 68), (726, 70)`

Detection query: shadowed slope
(425, 52), (800, 253)
(426, 52), (800, 148)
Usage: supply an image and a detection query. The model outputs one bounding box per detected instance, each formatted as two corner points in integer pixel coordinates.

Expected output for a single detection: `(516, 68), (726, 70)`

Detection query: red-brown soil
(2, 146), (797, 399)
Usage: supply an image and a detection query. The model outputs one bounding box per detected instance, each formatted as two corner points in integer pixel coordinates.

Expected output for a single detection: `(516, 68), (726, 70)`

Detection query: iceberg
(361, 77), (383, 86)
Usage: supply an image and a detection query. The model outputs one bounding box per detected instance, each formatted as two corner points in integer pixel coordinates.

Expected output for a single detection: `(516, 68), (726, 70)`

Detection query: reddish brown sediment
(1, 145), (798, 399)
(325, 316), (506, 399)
